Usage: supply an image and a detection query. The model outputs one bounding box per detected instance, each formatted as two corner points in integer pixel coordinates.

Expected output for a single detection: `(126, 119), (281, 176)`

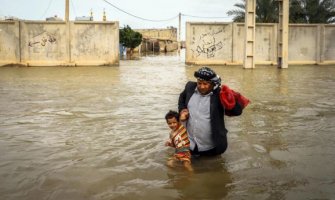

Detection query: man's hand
(180, 109), (189, 121)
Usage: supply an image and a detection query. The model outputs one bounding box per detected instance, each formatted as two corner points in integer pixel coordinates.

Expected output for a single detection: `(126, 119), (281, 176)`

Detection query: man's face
(197, 79), (213, 95)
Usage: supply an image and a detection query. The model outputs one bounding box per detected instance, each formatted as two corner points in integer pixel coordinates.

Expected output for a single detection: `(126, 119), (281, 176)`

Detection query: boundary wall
(0, 20), (119, 66)
(186, 22), (335, 66)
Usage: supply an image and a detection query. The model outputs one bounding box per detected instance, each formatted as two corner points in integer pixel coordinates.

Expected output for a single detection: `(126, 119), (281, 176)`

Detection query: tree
(290, 0), (308, 23)
(290, 0), (335, 23)
(255, 0), (278, 23)
(227, 0), (279, 23)
(226, 0), (246, 22)
(227, 0), (335, 24)
(119, 25), (142, 54)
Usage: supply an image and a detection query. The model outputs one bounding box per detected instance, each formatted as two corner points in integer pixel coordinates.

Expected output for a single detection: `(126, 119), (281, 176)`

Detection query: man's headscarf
(194, 67), (222, 89)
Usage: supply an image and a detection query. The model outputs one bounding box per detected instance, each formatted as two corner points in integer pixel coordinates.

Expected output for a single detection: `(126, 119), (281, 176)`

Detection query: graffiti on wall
(191, 28), (224, 58)
(28, 31), (56, 47)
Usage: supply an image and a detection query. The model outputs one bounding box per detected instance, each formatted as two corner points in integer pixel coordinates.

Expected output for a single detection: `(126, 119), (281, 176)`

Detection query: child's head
(165, 110), (180, 131)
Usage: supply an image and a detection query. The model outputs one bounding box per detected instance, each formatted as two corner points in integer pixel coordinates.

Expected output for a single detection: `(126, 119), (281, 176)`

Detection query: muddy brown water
(0, 52), (335, 199)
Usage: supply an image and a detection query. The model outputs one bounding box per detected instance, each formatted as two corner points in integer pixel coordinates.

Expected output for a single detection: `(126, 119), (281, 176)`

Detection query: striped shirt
(170, 124), (190, 153)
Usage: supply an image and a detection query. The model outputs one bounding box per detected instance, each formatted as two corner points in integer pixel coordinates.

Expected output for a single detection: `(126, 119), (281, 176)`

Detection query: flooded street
(0, 52), (335, 200)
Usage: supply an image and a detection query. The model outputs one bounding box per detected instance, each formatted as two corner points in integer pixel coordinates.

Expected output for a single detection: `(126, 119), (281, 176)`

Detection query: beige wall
(20, 21), (69, 66)
(0, 20), (119, 66)
(186, 22), (335, 66)
(233, 23), (277, 65)
(289, 25), (318, 64)
(323, 25), (335, 63)
(186, 22), (233, 65)
(71, 21), (119, 66)
(0, 21), (20, 65)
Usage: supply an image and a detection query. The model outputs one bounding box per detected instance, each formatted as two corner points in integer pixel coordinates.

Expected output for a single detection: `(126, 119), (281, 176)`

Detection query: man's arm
(178, 88), (187, 112)
(225, 101), (242, 116)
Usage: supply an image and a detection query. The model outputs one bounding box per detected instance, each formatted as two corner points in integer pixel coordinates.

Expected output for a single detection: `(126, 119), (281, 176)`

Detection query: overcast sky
(0, 0), (240, 39)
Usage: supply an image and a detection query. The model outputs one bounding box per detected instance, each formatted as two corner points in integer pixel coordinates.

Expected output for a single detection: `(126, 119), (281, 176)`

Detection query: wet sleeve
(225, 101), (243, 116)
(178, 85), (187, 112)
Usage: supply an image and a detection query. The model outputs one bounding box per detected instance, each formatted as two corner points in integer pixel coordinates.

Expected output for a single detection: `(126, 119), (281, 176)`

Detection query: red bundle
(220, 85), (250, 113)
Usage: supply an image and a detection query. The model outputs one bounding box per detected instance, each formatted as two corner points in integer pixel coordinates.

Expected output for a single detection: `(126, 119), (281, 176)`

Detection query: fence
(185, 22), (335, 66)
(0, 20), (119, 66)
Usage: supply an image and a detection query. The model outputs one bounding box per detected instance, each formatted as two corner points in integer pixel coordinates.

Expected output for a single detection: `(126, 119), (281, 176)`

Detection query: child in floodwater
(165, 110), (193, 172)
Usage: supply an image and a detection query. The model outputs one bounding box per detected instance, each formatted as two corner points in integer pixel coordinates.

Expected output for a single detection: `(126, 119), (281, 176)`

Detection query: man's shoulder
(185, 81), (197, 90)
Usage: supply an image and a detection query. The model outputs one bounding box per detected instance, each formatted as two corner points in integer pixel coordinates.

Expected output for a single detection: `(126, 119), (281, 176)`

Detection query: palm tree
(227, 0), (335, 24)
(227, 0), (278, 23)
(290, 0), (335, 23)
(226, 0), (245, 22)
(290, 0), (307, 23)
(255, 0), (278, 23)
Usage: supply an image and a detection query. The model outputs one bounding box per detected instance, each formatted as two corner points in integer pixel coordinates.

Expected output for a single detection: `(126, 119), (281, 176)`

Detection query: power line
(101, 0), (179, 22)
(40, 0), (54, 19)
(102, 0), (230, 22)
(182, 13), (231, 19)
(70, 0), (77, 18)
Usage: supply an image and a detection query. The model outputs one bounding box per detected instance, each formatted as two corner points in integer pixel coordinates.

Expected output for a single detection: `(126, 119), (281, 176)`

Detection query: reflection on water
(166, 158), (231, 200)
(0, 52), (335, 199)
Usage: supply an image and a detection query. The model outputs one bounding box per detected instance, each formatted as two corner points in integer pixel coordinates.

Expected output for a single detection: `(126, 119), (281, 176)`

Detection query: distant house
(134, 27), (179, 53)
(4, 16), (19, 21)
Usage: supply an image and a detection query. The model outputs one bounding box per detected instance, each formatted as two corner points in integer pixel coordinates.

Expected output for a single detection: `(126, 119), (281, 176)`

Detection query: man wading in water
(178, 67), (248, 156)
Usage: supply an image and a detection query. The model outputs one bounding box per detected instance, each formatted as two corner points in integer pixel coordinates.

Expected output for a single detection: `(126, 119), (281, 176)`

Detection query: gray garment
(187, 88), (215, 151)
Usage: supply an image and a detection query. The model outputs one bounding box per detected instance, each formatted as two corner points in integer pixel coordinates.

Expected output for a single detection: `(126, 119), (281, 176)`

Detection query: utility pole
(65, 0), (71, 64)
(178, 12), (181, 53)
(277, 0), (289, 68)
(243, 0), (256, 69)
(103, 8), (107, 21)
(65, 0), (69, 22)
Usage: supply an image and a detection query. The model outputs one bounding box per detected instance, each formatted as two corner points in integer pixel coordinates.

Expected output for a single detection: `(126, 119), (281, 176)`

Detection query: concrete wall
(71, 21), (119, 66)
(20, 21), (69, 66)
(0, 21), (20, 65)
(233, 23), (277, 65)
(289, 25), (318, 64)
(186, 22), (233, 65)
(323, 25), (335, 63)
(0, 20), (119, 66)
(186, 22), (335, 65)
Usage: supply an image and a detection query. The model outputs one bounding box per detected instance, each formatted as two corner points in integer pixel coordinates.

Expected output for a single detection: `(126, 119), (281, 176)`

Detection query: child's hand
(180, 109), (189, 121)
